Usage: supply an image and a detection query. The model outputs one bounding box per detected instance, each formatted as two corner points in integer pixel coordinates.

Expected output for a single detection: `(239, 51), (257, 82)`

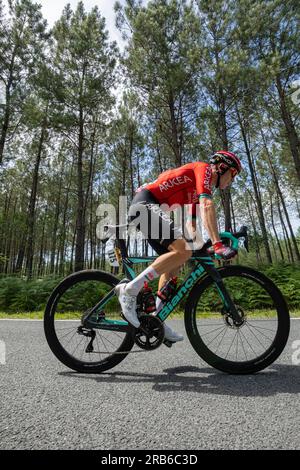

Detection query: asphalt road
(0, 319), (299, 450)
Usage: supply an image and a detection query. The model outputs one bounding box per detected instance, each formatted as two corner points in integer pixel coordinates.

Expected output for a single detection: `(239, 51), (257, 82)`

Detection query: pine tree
(47, 2), (118, 271)
(0, 0), (48, 165)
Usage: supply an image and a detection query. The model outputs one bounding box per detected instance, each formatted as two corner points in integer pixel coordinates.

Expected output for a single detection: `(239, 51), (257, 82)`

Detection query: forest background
(0, 0), (299, 313)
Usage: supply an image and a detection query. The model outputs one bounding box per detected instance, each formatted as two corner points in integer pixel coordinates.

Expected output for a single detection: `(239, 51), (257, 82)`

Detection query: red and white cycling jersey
(136, 162), (213, 216)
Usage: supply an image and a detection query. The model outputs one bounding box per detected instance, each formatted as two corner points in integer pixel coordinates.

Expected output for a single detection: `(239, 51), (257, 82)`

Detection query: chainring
(134, 315), (165, 351)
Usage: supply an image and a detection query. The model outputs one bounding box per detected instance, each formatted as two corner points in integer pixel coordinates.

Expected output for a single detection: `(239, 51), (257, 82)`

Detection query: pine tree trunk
(14, 240), (26, 274)
(70, 228), (77, 273)
(0, 51), (16, 164)
(275, 76), (300, 182)
(230, 194), (236, 233)
(38, 208), (48, 277)
(246, 194), (262, 264)
(59, 158), (74, 275)
(293, 190), (300, 218)
(269, 191), (285, 261)
(262, 131), (300, 261)
(128, 123), (135, 199)
(276, 195), (294, 262)
(168, 90), (181, 166)
(215, 45), (231, 233)
(155, 135), (163, 173)
(267, 222), (278, 262)
(74, 106), (85, 272)
(237, 108), (273, 263)
(0, 190), (12, 272)
(50, 169), (63, 273)
(4, 202), (16, 274)
(89, 198), (94, 269)
(26, 120), (47, 278)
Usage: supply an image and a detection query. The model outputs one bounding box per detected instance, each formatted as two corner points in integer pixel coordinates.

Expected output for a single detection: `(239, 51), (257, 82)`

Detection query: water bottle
(141, 282), (156, 314)
(157, 277), (178, 302)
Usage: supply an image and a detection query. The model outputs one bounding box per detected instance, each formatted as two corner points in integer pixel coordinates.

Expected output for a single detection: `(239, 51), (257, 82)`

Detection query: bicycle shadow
(59, 363), (300, 398)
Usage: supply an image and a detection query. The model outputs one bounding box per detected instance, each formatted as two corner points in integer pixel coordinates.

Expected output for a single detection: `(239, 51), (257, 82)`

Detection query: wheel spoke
(239, 328), (258, 357)
(247, 321), (276, 335)
(98, 332), (109, 356)
(71, 335), (85, 356)
(57, 329), (77, 341)
(188, 266), (289, 373)
(95, 334), (102, 361)
(61, 329), (78, 347)
(215, 327), (228, 355)
(239, 330), (248, 361)
(45, 275), (134, 371)
(206, 325), (228, 347)
(200, 324), (227, 338)
(225, 330), (238, 359)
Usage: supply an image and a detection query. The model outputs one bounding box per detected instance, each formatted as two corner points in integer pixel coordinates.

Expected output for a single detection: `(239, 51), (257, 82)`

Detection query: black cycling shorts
(128, 189), (183, 256)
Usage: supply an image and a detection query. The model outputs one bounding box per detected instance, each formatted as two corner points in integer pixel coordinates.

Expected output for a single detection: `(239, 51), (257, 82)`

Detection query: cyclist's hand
(208, 241), (237, 260)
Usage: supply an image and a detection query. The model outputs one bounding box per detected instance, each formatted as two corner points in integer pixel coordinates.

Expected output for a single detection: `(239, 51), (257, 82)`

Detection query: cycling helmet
(210, 150), (242, 188)
(210, 150), (242, 175)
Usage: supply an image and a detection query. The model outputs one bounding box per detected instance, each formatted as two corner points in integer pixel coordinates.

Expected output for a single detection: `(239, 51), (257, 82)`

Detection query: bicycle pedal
(163, 339), (174, 348)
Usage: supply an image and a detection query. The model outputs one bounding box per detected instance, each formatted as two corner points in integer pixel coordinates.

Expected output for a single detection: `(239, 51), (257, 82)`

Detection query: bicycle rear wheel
(184, 266), (290, 374)
(44, 270), (134, 373)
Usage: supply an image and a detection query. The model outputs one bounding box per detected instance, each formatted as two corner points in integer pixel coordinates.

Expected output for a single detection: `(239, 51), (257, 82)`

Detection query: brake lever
(232, 225), (249, 253)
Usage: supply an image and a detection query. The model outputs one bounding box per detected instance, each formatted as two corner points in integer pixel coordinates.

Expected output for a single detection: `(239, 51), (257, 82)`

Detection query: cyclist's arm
(199, 196), (220, 244)
(185, 216), (197, 240)
(193, 163), (220, 244)
(185, 205), (203, 246)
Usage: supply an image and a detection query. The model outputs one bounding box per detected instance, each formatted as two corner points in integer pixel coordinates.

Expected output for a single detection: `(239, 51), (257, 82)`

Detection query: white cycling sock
(125, 266), (159, 296)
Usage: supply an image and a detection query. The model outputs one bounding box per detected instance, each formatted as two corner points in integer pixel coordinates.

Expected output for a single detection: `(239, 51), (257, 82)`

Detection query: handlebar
(194, 225), (249, 258)
(220, 225), (249, 252)
(231, 225), (249, 252)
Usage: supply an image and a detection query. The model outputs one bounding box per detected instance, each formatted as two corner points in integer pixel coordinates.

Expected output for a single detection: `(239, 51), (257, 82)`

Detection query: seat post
(116, 226), (128, 259)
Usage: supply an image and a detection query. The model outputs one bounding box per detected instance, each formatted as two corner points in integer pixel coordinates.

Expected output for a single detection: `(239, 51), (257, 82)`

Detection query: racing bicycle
(44, 225), (290, 374)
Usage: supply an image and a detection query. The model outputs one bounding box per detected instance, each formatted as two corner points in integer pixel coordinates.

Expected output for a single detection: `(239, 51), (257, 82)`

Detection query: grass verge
(0, 310), (299, 320)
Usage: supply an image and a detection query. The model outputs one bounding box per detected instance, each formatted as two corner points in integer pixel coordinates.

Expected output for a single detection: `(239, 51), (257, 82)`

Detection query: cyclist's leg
(125, 200), (191, 340)
(127, 197), (192, 294)
(151, 238), (191, 276)
(151, 241), (189, 342)
(158, 268), (179, 291)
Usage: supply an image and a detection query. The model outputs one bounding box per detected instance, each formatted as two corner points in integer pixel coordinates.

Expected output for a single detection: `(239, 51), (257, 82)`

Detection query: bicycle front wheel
(184, 266), (290, 374)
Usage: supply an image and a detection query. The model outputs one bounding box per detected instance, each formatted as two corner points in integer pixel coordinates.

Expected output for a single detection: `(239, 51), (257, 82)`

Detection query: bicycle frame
(83, 231), (242, 331)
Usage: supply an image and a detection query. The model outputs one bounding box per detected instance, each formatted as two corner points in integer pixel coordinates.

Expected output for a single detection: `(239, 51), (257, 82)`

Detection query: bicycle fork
(203, 263), (243, 326)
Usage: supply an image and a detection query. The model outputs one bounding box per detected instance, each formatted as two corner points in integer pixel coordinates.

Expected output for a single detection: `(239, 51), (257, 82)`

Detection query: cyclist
(115, 151), (242, 343)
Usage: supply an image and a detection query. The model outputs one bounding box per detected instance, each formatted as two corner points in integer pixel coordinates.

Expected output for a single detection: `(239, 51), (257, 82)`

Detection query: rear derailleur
(77, 326), (96, 353)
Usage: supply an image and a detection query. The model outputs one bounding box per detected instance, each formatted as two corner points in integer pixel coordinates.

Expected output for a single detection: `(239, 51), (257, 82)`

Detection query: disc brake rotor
(222, 306), (247, 329)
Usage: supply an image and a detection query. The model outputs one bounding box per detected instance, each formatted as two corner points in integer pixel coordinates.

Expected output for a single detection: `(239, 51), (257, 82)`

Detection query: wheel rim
(191, 272), (284, 365)
(48, 277), (131, 366)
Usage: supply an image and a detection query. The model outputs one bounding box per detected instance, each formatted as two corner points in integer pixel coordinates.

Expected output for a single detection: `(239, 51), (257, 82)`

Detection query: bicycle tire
(44, 270), (134, 373)
(184, 265), (290, 374)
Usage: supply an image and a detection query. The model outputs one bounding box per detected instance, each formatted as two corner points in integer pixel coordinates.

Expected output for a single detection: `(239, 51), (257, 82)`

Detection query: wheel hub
(223, 306), (246, 329)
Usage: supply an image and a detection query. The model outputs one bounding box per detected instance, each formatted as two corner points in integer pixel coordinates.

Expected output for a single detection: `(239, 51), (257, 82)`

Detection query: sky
(3, 1), (149, 48)
(39, 1), (125, 45)
(38, 1), (151, 49)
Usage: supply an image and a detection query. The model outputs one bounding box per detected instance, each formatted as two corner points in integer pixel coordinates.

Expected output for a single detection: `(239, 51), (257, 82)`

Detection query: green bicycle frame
(83, 232), (241, 330)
